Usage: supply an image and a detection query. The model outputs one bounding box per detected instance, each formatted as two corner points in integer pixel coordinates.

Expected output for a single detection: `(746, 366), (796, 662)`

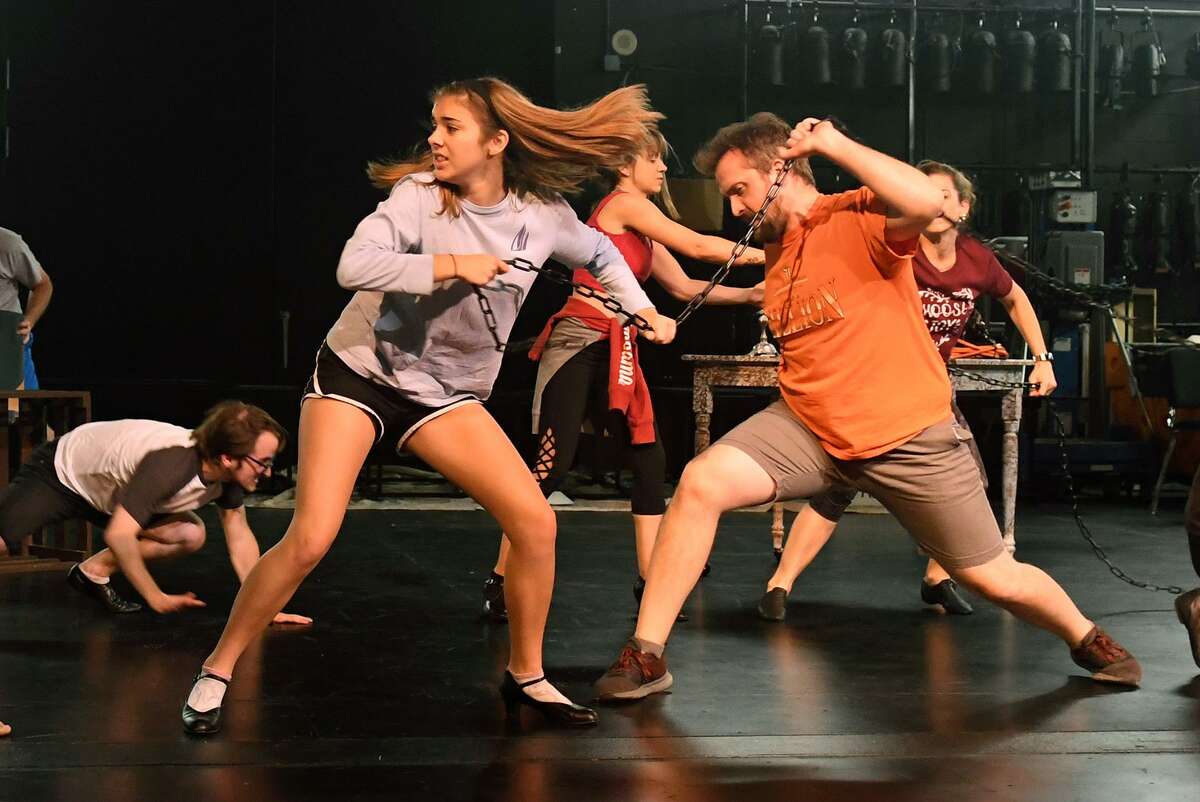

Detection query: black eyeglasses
(242, 454), (274, 474)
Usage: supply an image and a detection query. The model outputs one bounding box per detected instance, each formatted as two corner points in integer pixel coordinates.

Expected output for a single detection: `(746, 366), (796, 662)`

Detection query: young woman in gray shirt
(182, 77), (675, 734)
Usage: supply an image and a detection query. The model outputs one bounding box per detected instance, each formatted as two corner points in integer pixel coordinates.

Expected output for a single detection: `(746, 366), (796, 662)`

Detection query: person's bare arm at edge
(780, 118), (942, 242)
(998, 282), (1058, 397)
(649, 243), (764, 306)
(220, 505), (313, 626)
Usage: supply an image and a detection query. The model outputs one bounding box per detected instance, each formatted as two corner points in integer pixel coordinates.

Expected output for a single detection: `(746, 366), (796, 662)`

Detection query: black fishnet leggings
(534, 341), (666, 515)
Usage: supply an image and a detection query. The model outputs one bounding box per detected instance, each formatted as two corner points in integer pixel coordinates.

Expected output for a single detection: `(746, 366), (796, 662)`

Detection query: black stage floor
(2, 500), (1199, 801)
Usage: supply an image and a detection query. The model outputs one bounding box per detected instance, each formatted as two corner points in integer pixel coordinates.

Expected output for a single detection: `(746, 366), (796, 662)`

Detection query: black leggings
(535, 341), (666, 516)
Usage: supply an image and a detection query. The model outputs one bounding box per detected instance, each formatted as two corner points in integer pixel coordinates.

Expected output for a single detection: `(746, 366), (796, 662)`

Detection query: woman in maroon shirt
(483, 129), (765, 620)
(756, 160), (1057, 621)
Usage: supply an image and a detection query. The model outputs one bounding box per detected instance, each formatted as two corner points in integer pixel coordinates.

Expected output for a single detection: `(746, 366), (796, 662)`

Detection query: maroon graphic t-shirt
(913, 235), (1014, 362)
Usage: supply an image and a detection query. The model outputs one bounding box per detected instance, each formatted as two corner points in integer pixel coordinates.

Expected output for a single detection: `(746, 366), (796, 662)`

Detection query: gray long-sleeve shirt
(326, 173), (653, 406)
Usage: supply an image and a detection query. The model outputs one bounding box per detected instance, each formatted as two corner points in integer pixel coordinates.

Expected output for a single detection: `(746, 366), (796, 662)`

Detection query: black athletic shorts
(302, 343), (479, 449)
(0, 440), (109, 553)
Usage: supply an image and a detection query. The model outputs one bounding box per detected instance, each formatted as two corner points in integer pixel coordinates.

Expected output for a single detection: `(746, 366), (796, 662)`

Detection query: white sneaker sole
(598, 671), (674, 701)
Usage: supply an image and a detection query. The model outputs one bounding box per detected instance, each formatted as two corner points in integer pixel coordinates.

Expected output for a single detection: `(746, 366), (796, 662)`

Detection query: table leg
(771, 502), (785, 555)
(693, 371), (713, 455)
(1000, 388), (1023, 553)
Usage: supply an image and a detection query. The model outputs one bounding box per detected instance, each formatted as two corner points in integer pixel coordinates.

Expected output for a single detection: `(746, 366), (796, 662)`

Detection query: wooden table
(684, 354), (1031, 554)
(946, 358), (1034, 552)
(682, 354), (788, 553)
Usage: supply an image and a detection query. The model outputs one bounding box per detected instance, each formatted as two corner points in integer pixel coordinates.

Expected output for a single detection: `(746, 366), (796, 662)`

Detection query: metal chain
(675, 158), (794, 325)
(474, 257), (652, 353)
(946, 366), (1037, 390)
(473, 287), (507, 352)
(1047, 401), (1184, 595)
(952, 254), (1181, 592)
(478, 153), (797, 346)
(488, 121), (820, 340)
(947, 360), (1183, 595)
(987, 245), (1131, 313)
(948, 310), (1036, 390)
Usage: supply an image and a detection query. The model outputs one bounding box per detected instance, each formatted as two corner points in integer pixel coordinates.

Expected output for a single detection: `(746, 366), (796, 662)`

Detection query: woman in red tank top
(483, 129), (766, 620)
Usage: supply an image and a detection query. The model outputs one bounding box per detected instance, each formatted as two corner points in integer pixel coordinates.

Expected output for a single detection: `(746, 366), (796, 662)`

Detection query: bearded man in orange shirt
(594, 113), (1142, 702)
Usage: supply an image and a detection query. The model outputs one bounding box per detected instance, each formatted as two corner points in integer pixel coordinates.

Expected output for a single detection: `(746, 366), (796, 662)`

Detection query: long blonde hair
(599, 127), (680, 220)
(367, 77), (664, 216)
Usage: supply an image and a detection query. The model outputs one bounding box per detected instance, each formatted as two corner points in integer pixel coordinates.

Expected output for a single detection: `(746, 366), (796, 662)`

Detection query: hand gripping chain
(474, 257), (653, 352)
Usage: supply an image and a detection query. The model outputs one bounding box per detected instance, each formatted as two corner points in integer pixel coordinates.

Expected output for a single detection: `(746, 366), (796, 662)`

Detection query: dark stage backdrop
(0, 0), (557, 449)
(554, 0), (1200, 326)
(2, 0), (1198, 478)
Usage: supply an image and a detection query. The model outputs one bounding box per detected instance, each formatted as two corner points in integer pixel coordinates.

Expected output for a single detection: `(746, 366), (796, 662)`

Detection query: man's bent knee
(147, 513), (206, 552)
(179, 520), (207, 553)
(675, 457), (735, 511)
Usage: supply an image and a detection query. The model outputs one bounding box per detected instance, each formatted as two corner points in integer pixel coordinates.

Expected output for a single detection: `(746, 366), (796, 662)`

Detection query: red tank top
(571, 191), (654, 290)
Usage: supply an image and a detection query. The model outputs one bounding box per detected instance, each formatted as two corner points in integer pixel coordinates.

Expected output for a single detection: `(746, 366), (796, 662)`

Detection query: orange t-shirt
(762, 187), (951, 460)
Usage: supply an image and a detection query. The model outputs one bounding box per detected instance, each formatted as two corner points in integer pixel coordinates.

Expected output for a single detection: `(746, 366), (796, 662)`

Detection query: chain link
(474, 257), (652, 353)
(473, 287), (507, 352)
(675, 158), (794, 325)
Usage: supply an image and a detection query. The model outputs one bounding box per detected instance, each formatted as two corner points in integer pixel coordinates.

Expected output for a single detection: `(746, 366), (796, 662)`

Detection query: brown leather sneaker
(594, 640), (673, 701)
(1175, 588), (1200, 669)
(1070, 626), (1142, 687)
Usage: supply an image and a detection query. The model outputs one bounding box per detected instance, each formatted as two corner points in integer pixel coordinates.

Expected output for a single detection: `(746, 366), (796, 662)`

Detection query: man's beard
(752, 215), (784, 244)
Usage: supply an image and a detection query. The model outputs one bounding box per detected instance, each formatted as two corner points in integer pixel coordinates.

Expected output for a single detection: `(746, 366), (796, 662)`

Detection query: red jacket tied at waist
(530, 297), (656, 445)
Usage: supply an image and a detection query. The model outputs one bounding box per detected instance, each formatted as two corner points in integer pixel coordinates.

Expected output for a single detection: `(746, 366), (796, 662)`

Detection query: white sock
(187, 675), (228, 713)
(79, 564), (110, 585)
(509, 671), (572, 705)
